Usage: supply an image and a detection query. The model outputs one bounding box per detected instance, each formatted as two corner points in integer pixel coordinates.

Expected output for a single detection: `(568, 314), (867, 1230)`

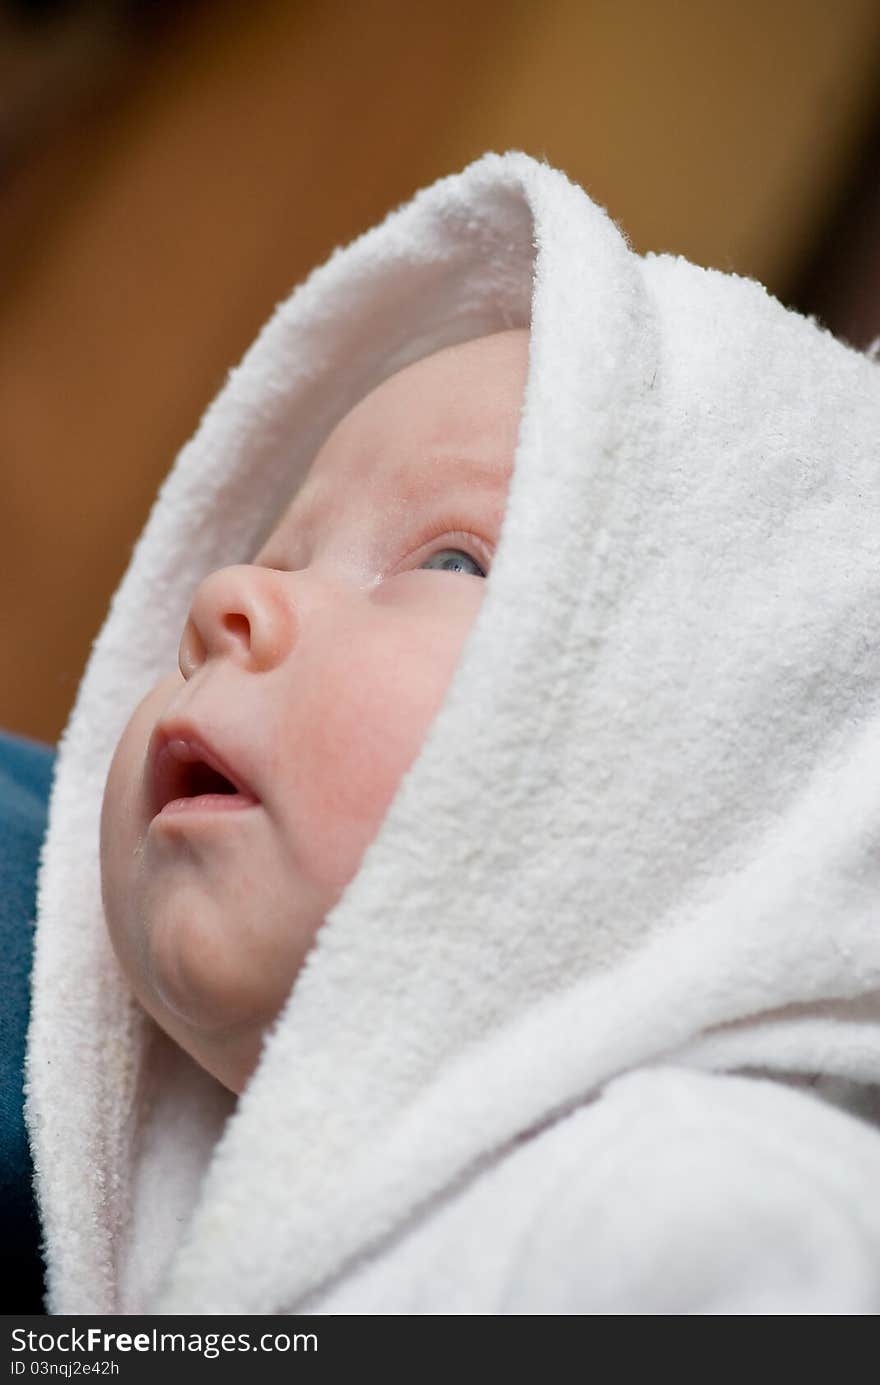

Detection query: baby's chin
(148, 998), (270, 1096)
(101, 830), (297, 1099)
(107, 888), (288, 1095)
(99, 905), (263, 1095)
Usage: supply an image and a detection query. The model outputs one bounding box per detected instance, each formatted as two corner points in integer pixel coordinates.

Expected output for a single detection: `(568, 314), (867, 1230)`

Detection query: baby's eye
(420, 547), (487, 579)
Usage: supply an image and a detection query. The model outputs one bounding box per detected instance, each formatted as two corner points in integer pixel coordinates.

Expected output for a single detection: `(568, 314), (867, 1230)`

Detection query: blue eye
(420, 547), (487, 578)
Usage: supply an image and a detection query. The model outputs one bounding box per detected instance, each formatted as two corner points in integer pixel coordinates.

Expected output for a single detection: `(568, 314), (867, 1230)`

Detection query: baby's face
(100, 328), (529, 1094)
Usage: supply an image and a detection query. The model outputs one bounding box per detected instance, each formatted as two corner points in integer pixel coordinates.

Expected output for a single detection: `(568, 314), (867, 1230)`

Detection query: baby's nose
(178, 565), (294, 678)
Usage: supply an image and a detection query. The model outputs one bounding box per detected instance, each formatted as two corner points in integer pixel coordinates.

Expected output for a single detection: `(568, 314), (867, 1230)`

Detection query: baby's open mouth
(151, 728), (260, 818)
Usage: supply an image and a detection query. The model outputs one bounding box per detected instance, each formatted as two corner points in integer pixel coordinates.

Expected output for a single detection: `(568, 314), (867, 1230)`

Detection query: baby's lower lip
(156, 792), (260, 817)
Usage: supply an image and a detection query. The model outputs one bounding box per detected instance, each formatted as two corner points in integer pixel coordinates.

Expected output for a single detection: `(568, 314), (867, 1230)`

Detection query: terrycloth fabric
(25, 151), (880, 1315)
(0, 729), (55, 1311)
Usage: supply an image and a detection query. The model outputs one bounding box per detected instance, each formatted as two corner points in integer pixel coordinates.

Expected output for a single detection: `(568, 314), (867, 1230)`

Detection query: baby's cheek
(292, 685), (417, 892)
(289, 634), (464, 893)
(315, 680), (418, 819)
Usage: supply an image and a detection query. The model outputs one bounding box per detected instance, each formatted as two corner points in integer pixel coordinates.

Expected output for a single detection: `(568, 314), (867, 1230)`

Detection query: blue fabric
(0, 729), (55, 1311)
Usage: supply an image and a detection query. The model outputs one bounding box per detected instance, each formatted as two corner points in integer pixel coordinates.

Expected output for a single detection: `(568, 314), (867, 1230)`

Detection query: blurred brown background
(4, 0), (880, 744)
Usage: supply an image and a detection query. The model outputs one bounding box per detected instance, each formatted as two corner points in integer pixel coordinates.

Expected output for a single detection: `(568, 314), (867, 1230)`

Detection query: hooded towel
(25, 151), (880, 1314)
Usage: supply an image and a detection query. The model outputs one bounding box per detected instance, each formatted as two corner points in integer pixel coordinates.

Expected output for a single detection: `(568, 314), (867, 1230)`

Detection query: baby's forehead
(298, 331), (527, 498)
(274, 442), (510, 552)
(260, 330), (527, 555)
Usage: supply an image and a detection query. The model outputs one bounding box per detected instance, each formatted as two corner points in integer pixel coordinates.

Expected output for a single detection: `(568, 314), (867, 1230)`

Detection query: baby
(100, 327), (530, 1096)
(31, 151), (880, 1315)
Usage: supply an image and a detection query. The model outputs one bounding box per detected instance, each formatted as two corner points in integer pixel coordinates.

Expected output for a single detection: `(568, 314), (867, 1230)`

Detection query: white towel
(25, 151), (880, 1314)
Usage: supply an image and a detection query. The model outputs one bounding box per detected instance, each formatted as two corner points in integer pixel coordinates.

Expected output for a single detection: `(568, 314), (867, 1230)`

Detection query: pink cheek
(276, 593), (481, 894)
(289, 674), (441, 892)
(322, 688), (417, 830)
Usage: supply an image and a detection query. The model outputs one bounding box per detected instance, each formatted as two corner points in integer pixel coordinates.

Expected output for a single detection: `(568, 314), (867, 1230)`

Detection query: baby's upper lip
(149, 719), (260, 816)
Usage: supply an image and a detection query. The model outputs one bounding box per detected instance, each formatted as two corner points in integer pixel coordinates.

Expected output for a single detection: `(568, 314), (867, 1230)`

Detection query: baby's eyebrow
(395, 453), (512, 506)
(288, 453), (510, 535)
